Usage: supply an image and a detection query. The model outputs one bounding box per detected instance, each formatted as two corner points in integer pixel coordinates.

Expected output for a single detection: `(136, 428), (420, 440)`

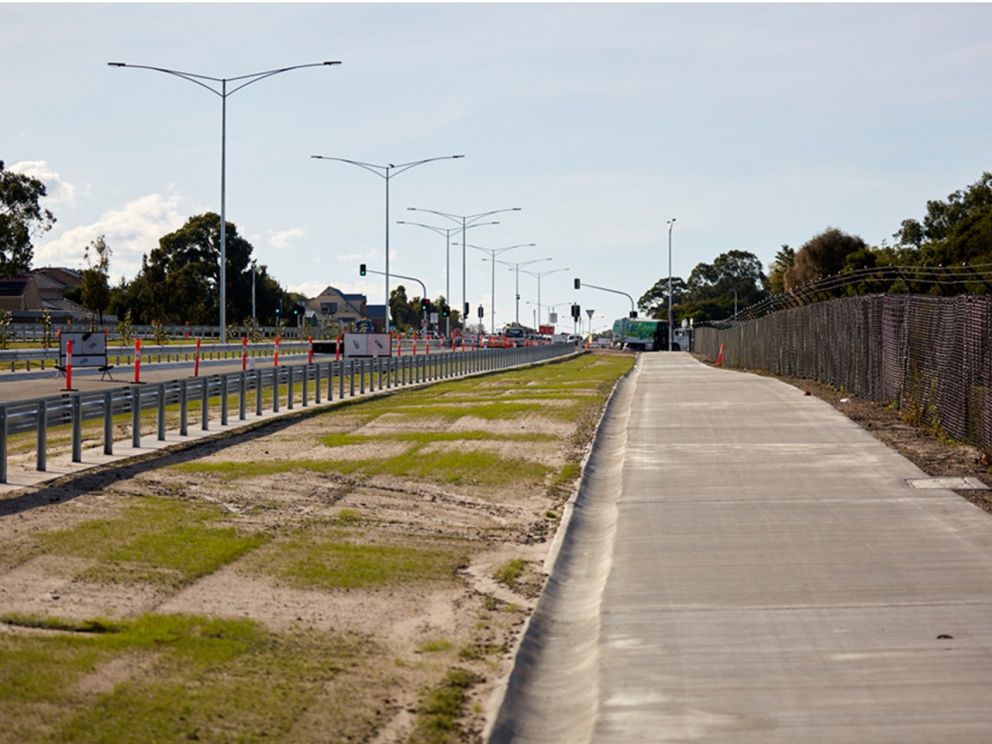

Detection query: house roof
(0, 278), (31, 297)
(34, 267), (83, 289)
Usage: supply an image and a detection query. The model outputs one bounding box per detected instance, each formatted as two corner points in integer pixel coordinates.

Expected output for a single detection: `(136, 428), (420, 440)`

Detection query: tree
(899, 172), (992, 268)
(125, 213), (255, 324)
(768, 245), (795, 295)
(389, 285), (420, 331)
(80, 235), (112, 324)
(638, 277), (686, 317)
(0, 160), (55, 277)
(785, 228), (866, 290)
(679, 250), (768, 321)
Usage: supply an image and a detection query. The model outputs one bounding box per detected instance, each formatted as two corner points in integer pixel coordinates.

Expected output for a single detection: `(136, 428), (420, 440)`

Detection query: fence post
(36, 400), (46, 472)
(350, 360), (356, 397)
(273, 368), (280, 413)
(131, 386), (141, 448)
(201, 378), (209, 431)
(221, 374), (229, 426)
(239, 372), (247, 420)
(0, 404), (7, 483)
(105, 390), (114, 454)
(157, 384), (166, 441)
(71, 394), (82, 463)
(180, 379), (188, 436)
(255, 369), (263, 417)
(288, 365), (295, 410)
(314, 362), (321, 404)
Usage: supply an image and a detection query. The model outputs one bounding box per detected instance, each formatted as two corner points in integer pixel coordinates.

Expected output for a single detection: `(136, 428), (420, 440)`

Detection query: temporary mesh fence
(694, 294), (992, 452)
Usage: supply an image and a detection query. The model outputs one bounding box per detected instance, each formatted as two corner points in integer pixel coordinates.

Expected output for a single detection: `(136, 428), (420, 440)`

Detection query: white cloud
(336, 252), (370, 263)
(265, 227), (305, 251)
(9, 160), (79, 208)
(33, 192), (184, 280)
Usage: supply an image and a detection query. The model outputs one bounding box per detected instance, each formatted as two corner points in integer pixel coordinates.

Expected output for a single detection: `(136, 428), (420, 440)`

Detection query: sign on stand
(344, 333), (392, 358)
(58, 332), (115, 380)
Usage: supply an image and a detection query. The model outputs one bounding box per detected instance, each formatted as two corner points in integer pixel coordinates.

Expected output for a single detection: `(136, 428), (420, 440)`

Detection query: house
(0, 276), (43, 312)
(306, 286), (368, 329)
(0, 267), (89, 320)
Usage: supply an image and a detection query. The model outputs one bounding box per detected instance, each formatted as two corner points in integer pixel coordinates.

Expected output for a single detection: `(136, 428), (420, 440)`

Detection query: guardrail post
(288, 366), (295, 410)
(239, 372), (247, 420)
(201, 378), (209, 431)
(339, 360), (345, 400)
(131, 386), (142, 449)
(36, 400), (46, 472)
(313, 363), (320, 404)
(273, 368), (280, 413)
(105, 391), (114, 454)
(255, 370), (263, 417)
(180, 379), (188, 436)
(221, 374), (229, 425)
(157, 384), (166, 441)
(0, 404), (7, 483)
(71, 394), (82, 462)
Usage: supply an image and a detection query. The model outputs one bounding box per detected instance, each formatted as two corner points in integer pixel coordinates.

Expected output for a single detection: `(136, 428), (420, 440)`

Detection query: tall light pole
(396, 219), (497, 335)
(109, 60), (341, 343)
(667, 217), (676, 352)
(490, 257), (553, 325)
(406, 207), (522, 332)
(250, 259), (257, 322)
(311, 156), (464, 330)
(457, 242), (535, 333)
(521, 266), (569, 325)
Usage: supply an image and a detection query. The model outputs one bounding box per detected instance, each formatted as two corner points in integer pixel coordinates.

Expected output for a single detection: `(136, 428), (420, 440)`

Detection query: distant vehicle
(611, 318), (676, 351)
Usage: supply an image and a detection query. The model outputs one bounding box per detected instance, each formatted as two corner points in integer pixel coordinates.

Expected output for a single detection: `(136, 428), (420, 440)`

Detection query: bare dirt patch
(0, 352), (633, 742)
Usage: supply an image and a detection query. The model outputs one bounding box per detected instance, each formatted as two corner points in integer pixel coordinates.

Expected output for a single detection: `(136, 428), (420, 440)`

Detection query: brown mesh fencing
(694, 294), (992, 452)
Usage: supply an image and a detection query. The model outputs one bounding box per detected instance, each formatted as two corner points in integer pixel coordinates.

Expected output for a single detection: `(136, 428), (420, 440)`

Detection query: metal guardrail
(0, 341), (312, 372)
(0, 343), (577, 484)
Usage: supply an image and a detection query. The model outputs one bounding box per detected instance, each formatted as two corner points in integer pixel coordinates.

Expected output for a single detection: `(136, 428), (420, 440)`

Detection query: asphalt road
(492, 353), (992, 742)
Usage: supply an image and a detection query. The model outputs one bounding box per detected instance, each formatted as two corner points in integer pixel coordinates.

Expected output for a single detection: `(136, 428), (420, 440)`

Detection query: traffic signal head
(421, 298), (431, 313)
(571, 303), (581, 320)
(463, 302), (470, 317)
(574, 278), (581, 290)
(359, 263), (367, 276)
(629, 310), (638, 319)
(442, 304), (450, 318)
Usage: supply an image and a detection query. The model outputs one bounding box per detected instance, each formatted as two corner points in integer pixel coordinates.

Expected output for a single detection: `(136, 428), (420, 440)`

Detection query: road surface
(491, 353), (992, 742)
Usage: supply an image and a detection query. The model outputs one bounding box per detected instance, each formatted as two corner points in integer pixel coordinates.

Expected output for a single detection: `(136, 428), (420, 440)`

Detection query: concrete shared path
(491, 353), (992, 742)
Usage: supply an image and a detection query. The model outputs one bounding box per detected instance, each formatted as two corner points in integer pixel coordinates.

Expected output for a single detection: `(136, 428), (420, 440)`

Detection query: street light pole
(109, 60), (341, 343)
(251, 260), (257, 322)
(521, 266), (569, 325)
(406, 207), (522, 333)
(311, 155), (464, 331)
(667, 217), (676, 352)
(396, 219), (497, 335)
(458, 242), (535, 333)
(491, 257), (553, 325)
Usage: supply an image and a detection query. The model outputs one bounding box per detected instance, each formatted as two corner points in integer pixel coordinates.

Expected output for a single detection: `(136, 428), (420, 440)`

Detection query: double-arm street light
(108, 60), (341, 343)
(520, 266), (570, 326)
(490, 257), (553, 325)
(311, 156), (464, 330)
(396, 219), (498, 336)
(457, 242), (535, 333)
(406, 207), (522, 331)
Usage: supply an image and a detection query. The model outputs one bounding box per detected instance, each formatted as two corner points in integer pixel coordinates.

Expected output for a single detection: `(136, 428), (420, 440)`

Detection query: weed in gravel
(411, 667), (481, 743)
(494, 559), (527, 589)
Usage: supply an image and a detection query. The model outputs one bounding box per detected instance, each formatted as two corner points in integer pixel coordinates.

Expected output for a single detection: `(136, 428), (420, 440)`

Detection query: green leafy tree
(0, 160), (55, 277)
(389, 285), (420, 331)
(638, 277), (687, 317)
(679, 250), (768, 321)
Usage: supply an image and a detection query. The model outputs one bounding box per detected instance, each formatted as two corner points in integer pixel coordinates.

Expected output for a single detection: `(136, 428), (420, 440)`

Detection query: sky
(3, 2), (992, 333)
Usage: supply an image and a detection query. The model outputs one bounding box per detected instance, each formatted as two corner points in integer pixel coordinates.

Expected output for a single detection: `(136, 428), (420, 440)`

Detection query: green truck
(611, 318), (681, 351)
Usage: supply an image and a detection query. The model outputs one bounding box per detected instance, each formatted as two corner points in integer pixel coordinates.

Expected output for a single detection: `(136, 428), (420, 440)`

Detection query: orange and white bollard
(133, 338), (142, 383)
(335, 335), (342, 362)
(716, 343), (725, 367)
(308, 336), (314, 364)
(413, 338), (418, 356)
(194, 337), (201, 377)
(242, 336), (248, 371)
(274, 336), (281, 367)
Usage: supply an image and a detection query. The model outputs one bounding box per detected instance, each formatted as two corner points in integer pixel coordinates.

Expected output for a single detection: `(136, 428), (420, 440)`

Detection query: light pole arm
(363, 267), (427, 300)
(109, 61), (341, 97)
(580, 282), (637, 315)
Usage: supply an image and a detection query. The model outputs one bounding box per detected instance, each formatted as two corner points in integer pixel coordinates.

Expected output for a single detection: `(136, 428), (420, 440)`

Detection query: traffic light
(629, 310), (638, 319)
(442, 304), (450, 318)
(574, 278), (581, 290)
(421, 298), (431, 314)
(359, 263), (367, 276)
(463, 302), (470, 317)
(571, 304), (581, 320)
